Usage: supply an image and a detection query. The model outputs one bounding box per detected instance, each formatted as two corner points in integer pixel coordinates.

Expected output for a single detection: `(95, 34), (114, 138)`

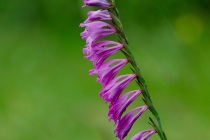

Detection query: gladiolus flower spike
(80, 1), (167, 140)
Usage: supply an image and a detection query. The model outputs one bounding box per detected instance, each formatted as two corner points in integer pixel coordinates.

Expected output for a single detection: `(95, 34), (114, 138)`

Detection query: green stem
(109, 5), (167, 140)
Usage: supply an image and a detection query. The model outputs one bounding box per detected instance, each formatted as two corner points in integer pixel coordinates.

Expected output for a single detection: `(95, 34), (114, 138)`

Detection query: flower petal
(131, 129), (156, 140)
(83, 37), (94, 55)
(90, 59), (128, 86)
(108, 90), (141, 124)
(85, 41), (123, 68)
(100, 74), (136, 103)
(114, 106), (148, 140)
(80, 21), (116, 42)
(83, 0), (111, 9)
(84, 10), (111, 23)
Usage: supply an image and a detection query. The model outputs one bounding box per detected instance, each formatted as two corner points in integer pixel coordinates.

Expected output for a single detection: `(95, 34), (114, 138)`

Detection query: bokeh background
(0, 0), (210, 140)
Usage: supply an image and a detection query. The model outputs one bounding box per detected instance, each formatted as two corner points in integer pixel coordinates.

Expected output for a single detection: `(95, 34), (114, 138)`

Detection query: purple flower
(83, 37), (94, 55)
(114, 106), (148, 140)
(89, 59), (128, 86)
(108, 90), (141, 124)
(100, 74), (136, 103)
(83, 0), (112, 9)
(80, 21), (116, 42)
(80, 2), (159, 140)
(84, 10), (111, 23)
(131, 129), (156, 140)
(84, 41), (123, 68)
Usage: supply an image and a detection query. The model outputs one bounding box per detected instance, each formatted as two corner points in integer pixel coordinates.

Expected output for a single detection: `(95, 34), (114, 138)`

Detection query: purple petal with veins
(131, 129), (156, 140)
(100, 74), (136, 103)
(114, 106), (148, 140)
(84, 10), (111, 23)
(90, 59), (128, 86)
(83, 0), (111, 9)
(80, 21), (116, 42)
(85, 41), (123, 68)
(108, 90), (141, 124)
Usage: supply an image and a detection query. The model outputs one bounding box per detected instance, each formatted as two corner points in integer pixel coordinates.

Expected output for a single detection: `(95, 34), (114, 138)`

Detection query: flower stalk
(109, 5), (167, 140)
(80, 0), (167, 140)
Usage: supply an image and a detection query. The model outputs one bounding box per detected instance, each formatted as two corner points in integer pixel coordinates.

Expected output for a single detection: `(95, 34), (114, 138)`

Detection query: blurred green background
(0, 0), (210, 140)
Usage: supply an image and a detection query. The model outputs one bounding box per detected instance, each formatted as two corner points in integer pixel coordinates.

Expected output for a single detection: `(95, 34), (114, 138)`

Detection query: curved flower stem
(108, 4), (167, 140)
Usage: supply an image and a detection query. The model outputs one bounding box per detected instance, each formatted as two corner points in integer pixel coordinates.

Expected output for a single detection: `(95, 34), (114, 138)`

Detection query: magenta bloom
(108, 90), (141, 124)
(84, 10), (111, 23)
(84, 41), (123, 68)
(90, 59), (128, 86)
(83, 0), (112, 9)
(83, 37), (94, 55)
(80, 21), (116, 42)
(100, 74), (136, 103)
(80, 2), (158, 140)
(114, 106), (148, 140)
(131, 129), (156, 140)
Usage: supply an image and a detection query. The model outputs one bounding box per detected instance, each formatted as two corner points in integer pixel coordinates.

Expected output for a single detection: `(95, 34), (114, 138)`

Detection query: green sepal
(149, 117), (164, 140)
(110, 12), (123, 29)
(121, 49), (131, 60)
(110, 0), (115, 4)
(149, 117), (158, 130)
(163, 132), (167, 140)
(130, 67), (136, 74)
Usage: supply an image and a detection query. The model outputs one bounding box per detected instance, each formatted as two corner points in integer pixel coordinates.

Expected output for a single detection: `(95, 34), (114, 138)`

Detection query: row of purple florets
(80, 0), (156, 140)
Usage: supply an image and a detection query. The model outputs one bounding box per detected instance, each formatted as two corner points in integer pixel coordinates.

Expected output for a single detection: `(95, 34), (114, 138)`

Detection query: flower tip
(79, 23), (85, 27)
(89, 69), (97, 76)
(131, 129), (156, 140)
(114, 105), (149, 140)
(83, 0), (111, 9)
(108, 89), (142, 124)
